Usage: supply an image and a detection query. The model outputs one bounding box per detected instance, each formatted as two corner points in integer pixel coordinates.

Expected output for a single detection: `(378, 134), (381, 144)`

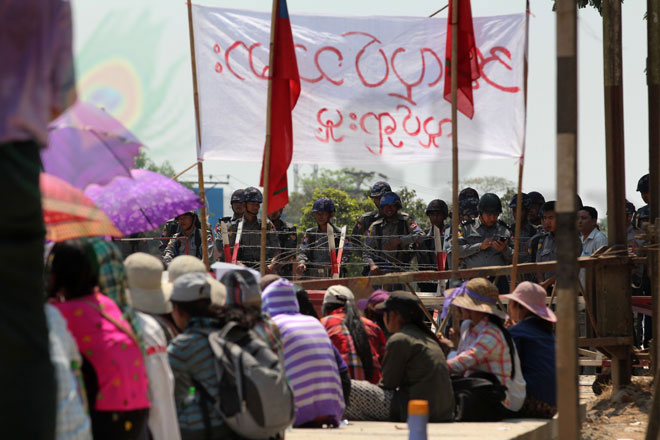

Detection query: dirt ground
(581, 375), (655, 440)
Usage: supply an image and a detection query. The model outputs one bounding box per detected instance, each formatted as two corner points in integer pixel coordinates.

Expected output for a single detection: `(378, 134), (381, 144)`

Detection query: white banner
(192, 6), (526, 164)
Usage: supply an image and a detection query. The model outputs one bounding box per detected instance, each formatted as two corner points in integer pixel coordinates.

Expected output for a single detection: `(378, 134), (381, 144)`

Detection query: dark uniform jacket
(298, 222), (345, 277)
(417, 225), (445, 271)
(364, 213), (424, 273)
(270, 218), (297, 278)
(448, 216), (513, 269)
(216, 217), (279, 268)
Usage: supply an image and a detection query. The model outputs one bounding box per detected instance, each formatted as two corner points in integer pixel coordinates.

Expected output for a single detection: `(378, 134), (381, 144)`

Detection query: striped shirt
(167, 317), (226, 438)
(447, 318), (526, 411)
(262, 280), (345, 426)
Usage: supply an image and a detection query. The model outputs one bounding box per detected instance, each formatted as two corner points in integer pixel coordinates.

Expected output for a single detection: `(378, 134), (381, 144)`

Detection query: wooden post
(260, 0), (278, 276)
(602, 0), (627, 248)
(602, 0), (631, 391)
(450, 0), (460, 285)
(647, 0), (660, 372)
(510, 0), (530, 292)
(647, 3), (660, 438)
(555, 0), (580, 438)
(186, 1), (209, 270)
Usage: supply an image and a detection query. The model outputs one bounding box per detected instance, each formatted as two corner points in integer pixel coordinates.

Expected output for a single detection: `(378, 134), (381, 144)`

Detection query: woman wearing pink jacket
(49, 240), (150, 440)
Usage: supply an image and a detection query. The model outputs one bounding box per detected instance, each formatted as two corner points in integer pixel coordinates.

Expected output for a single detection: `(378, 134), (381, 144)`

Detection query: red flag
(260, 0), (301, 214)
(443, 0), (480, 119)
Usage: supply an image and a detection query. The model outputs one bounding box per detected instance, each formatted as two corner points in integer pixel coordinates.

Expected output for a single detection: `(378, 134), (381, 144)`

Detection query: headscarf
(86, 237), (145, 350)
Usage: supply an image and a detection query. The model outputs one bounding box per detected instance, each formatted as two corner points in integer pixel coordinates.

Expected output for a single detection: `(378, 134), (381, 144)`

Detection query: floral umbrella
(41, 173), (122, 241)
(84, 169), (203, 235)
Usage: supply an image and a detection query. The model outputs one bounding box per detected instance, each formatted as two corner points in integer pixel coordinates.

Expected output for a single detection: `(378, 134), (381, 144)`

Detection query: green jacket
(380, 324), (454, 422)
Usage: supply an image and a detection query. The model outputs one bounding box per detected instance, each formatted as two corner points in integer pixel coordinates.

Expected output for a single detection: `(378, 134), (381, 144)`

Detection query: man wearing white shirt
(578, 207), (608, 257)
(578, 206), (608, 288)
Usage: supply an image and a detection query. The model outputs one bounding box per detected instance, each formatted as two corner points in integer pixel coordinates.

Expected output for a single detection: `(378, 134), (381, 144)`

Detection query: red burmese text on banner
(443, 0), (480, 119)
(260, 0), (301, 214)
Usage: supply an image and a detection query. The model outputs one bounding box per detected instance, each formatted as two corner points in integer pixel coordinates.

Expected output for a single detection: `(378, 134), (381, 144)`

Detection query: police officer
(351, 181), (391, 273)
(418, 199), (449, 271)
(214, 188), (246, 256)
(162, 210), (215, 267)
(217, 187), (279, 269)
(417, 199), (449, 293)
(364, 191), (424, 276)
(635, 174), (650, 230)
(447, 193), (512, 293)
(267, 207), (297, 279)
(526, 191), (545, 228)
(534, 201), (557, 287)
(509, 193), (539, 264)
(353, 181), (391, 236)
(297, 197), (345, 278)
(443, 188), (480, 261)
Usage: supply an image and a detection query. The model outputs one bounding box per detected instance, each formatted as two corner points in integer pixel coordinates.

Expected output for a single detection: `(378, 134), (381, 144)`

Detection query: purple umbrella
(42, 101), (142, 189)
(85, 169), (203, 235)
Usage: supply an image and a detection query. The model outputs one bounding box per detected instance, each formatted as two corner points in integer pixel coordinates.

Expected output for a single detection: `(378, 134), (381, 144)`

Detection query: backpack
(192, 321), (294, 440)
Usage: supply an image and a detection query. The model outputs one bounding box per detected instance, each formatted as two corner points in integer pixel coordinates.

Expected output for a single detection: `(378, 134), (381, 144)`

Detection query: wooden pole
(646, 2), (660, 438)
(555, 0), (580, 437)
(647, 0), (660, 372)
(510, 0), (530, 292)
(260, 0), (279, 276)
(602, 0), (631, 392)
(186, 1), (209, 270)
(602, 0), (627, 249)
(450, 0), (460, 285)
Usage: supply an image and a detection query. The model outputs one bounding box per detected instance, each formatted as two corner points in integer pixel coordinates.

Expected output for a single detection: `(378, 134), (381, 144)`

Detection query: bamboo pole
(555, 0), (580, 436)
(260, 0), (279, 276)
(450, 0), (460, 286)
(510, 0), (530, 292)
(186, 1), (210, 270)
(171, 162), (199, 181)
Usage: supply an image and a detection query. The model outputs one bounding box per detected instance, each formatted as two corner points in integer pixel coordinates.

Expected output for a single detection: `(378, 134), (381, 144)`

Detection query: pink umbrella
(85, 169), (203, 235)
(42, 101), (142, 189)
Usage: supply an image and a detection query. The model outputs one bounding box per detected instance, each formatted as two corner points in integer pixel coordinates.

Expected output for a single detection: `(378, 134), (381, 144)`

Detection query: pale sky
(72, 0), (651, 220)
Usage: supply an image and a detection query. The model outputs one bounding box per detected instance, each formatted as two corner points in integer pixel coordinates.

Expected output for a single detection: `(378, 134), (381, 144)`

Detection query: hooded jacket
(261, 279), (345, 426)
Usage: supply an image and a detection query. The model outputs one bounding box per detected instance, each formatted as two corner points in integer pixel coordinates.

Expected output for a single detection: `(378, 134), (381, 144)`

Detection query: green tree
(285, 168), (429, 229)
(459, 176), (515, 197)
(399, 187), (430, 230)
(134, 150), (176, 177)
(298, 187), (372, 232)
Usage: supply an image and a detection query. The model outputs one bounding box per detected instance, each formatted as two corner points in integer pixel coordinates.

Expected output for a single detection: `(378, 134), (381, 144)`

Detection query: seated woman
(500, 282), (557, 418)
(321, 285), (387, 384)
(90, 240), (180, 440)
(48, 240), (150, 440)
(344, 291), (454, 423)
(442, 278), (526, 421)
(357, 289), (390, 337)
(261, 279), (347, 427)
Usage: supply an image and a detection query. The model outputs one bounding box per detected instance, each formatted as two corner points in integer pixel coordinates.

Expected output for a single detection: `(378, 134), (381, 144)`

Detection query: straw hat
(500, 281), (557, 322)
(444, 278), (507, 320)
(124, 252), (171, 314)
(166, 255), (226, 306)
